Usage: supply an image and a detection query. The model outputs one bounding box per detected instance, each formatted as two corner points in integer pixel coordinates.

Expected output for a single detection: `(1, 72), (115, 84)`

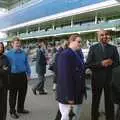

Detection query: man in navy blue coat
(56, 34), (86, 120)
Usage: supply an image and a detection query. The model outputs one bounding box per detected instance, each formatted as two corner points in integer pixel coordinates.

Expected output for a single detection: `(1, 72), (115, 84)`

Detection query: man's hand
(107, 59), (113, 66)
(68, 100), (74, 105)
(27, 76), (31, 81)
(2, 65), (8, 71)
(101, 59), (113, 67)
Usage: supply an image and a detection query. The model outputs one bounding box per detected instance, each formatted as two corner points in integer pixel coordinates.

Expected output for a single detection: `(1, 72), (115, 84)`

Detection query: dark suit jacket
(36, 47), (46, 75)
(86, 43), (119, 88)
(56, 48), (86, 104)
(111, 65), (120, 104)
(0, 55), (10, 88)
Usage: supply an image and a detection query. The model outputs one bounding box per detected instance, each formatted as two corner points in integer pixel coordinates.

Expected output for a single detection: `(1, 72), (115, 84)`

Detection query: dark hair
(0, 42), (4, 53)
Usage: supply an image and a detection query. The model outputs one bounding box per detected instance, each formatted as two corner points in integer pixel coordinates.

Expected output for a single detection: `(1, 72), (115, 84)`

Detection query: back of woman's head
(62, 40), (68, 49)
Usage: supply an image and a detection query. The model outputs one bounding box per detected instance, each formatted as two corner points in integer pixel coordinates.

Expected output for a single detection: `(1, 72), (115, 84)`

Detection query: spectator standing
(7, 37), (31, 119)
(50, 40), (68, 120)
(32, 41), (47, 95)
(56, 34), (86, 120)
(0, 42), (10, 120)
(86, 29), (119, 120)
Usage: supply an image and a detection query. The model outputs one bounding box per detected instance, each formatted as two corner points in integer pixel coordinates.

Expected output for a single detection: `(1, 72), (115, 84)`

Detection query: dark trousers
(54, 109), (61, 120)
(33, 74), (45, 91)
(116, 104), (120, 120)
(91, 84), (114, 120)
(53, 74), (57, 84)
(0, 88), (7, 120)
(9, 73), (28, 114)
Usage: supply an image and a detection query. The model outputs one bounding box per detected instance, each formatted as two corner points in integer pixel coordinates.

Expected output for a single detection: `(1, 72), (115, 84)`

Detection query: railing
(1, 19), (120, 41)
(17, 20), (120, 39)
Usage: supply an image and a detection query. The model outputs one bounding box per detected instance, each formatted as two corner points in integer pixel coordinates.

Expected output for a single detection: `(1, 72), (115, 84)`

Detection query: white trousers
(59, 102), (81, 120)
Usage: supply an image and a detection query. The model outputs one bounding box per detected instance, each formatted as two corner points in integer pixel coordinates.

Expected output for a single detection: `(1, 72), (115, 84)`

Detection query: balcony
(17, 19), (120, 40)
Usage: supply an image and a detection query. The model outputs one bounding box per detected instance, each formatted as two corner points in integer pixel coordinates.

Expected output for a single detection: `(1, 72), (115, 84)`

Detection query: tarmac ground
(6, 63), (108, 120)
(6, 75), (107, 120)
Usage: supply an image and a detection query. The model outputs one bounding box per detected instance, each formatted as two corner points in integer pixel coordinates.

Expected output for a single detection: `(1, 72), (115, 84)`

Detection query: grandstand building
(0, 0), (32, 9)
(0, 0), (120, 44)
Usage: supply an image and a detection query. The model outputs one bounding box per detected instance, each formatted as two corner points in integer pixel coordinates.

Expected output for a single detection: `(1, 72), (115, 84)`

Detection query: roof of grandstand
(0, 0), (32, 9)
(0, 0), (114, 30)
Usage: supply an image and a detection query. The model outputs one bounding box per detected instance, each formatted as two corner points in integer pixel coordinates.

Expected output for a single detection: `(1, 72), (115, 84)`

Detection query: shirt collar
(12, 48), (22, 53)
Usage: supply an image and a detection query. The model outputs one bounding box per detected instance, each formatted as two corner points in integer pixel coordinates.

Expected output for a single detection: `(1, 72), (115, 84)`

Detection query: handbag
(69, 106), (75, 120)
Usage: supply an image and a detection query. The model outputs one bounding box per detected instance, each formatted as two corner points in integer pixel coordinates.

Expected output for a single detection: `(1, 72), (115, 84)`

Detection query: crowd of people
(0, 29), (120, 120)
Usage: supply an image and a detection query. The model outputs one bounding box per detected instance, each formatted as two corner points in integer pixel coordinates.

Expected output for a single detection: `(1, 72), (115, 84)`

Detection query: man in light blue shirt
(6, 37), (31, 119)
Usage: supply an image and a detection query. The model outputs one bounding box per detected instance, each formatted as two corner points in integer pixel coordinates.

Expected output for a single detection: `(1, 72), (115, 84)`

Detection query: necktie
(102, 44), (107, 59)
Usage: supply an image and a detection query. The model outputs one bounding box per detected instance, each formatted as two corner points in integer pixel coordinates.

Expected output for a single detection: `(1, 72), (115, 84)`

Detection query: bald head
(97, 29), (111, 44)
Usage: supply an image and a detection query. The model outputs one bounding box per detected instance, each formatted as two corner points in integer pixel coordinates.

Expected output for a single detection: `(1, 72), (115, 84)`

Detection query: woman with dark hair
(0, 42), (10, 120)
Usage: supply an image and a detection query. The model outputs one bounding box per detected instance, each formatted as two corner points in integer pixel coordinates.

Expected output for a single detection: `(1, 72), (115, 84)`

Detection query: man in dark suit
(86, 29), (119, 120)
(32, 41), (47, 95)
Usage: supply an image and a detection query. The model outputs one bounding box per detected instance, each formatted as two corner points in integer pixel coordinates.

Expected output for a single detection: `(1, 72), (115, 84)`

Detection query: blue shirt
(6, 49), (31, 77)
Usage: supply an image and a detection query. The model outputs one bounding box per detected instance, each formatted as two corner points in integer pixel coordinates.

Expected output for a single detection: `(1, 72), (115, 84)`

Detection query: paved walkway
(6, 75), (107, 120)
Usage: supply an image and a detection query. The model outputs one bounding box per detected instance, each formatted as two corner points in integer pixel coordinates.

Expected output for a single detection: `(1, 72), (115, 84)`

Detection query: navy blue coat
(56, 48), (86, 104)
(0, 55), (10, 88)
